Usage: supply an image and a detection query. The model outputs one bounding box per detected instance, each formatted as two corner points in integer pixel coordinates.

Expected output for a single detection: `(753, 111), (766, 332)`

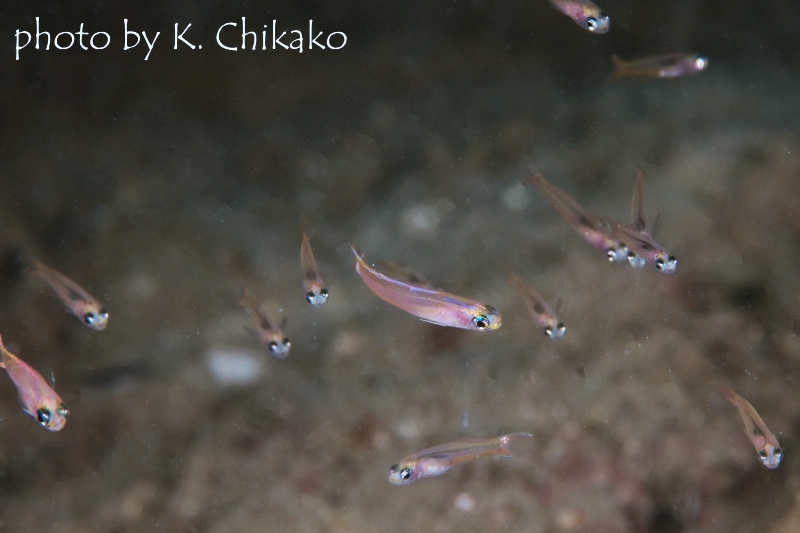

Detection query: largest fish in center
(351, 244), (501, 331)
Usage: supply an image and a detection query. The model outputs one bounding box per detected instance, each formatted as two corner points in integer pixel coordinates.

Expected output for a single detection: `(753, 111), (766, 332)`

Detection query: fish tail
(709, 382), (739, 405)
(606, 55), (626, 82)
(523, 157), (545, 188)
(350, 241), (364, 259)
(300, 216), (314, 239)
(498, 432), (534, 457)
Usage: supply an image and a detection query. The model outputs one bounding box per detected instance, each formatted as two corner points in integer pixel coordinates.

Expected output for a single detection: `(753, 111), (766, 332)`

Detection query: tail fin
(606, 55), (626, 82)
(709, 382), (738, 405)
(300, 216), (314, 239)
(522, 156), (545, 188)
(349, 241), (363, 259)
(498, 432), (535, 457)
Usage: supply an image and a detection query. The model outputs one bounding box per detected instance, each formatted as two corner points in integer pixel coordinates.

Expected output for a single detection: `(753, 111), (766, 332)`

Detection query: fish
(500, 264), (565, 340)
(300, 221), (329, 308)
(388, 432), (533, 485)
(608, 169), (677, 274)
(626, 168), (648, 270)
(548, 0), (610, 34)
(25, 258), (108, 330)
(610, 54), (708, 80)
(351, 244), (501, 331)
(0, 335), (68, 431)
(711, 383), (782, 469)
(525, 158), (628, 263)
(239, 289), (291, 358)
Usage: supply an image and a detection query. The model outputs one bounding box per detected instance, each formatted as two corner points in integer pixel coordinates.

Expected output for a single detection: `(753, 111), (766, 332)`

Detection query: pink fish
(389, 432), (533, 484)
(500, 264), (565, 341)
(26, 258), (108, 330)
(300, 221), (329, 308)
(526, 159), (628, 262)
(610, 54), (708, 80)
(549, 0), (610, 33)
(239, 289), (291, 358)
(711, 383), (782, 469)
(0, 335), (68, 431)
(351, 244), (501, 331)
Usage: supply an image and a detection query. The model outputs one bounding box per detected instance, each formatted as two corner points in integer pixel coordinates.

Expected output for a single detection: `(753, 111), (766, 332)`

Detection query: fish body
(300, 222), (329, 308)
(0, 335), (68, 431)
(500, 265), (565, 340)
(611, 54), (708, 80)
(711, 383), (782, 469)
(26, 258), (108, 330)
(388, 432), (533, 485)
(239, 290), (291, 358)
(351, 245), (501, 331)
(549, 0), (610, 33)
(526, 159), (628, 263)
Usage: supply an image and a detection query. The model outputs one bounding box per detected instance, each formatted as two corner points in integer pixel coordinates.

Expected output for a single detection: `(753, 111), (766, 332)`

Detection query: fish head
(83, 305), (109, 331)
(627, 252), (647, 270)
(305, 287), (329, 308)
(653, 252), (677, 274)
(606, 243), (630, 263)
(584, 10), (610, 33)
(470, 306), (502, 331)
(388, 462), (417, 485)
(268, 336), (291, 359)
(544, 321), (566, 341)
(759, 444), (783, 469)
(36, 401), (69, 431)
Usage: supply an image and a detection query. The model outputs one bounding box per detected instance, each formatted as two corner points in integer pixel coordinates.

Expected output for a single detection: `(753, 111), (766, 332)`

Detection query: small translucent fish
(711, 383), (782, 469)
(239, 289), (291, 358)
(0, 335), (68, 431)
(388, 432), (533, 485)
(351, 244), (501, 331)
(548, 0), (610, 33)
(300, 221), (329, 308)
(526, 159), (628, 263)
(611, 54), (708, 80)
(500, 264), (565, 341)
(608, 170), (677, 274)
(626, 168), (648, 270)
(26, 258), (108, 330)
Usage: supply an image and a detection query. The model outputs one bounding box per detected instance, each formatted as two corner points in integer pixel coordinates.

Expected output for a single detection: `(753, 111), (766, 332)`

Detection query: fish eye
(283, 338), (291, 348)
(586, 17), (598, 30)
(305, 291), (316, 304)
(544, 326), (553, 337)
(84, 312), (96, 325)
(57, 403), (69, 419)
(320, 289), (329, 298)
(99, 308), (108, 318)
(268, 341), (279, 352)
(36, 407), (52, 425)
(389, 464), (399, 473)
(599, 12), (609, 21)
(759, 450), (769, 460)
(558, 323), (566, 333)
(655, 258), (665, 270)
(606, 249), (617, 261)
(472, 315), (490, 329)
(400, 468), (412, 481)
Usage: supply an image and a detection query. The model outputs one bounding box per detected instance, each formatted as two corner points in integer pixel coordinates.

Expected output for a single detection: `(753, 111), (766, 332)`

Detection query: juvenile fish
(548, 0), (610, 33)
(239, 289), (291, 358)
(711, 383), (782, 469)
(611, 54), (708, 80)
(608, 170), (677, 274)
(389, 432), (533, 485)
(351, 244), (501, 331)
(500, 264), (565, 340)
(0, 335), (68, 431)
(526, 159), (628, 263)
(300, 221), (329, 308)
(26, 258), (108, 330)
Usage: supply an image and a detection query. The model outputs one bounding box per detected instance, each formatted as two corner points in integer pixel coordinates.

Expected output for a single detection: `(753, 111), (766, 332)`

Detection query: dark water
(1, 1), (800, 531)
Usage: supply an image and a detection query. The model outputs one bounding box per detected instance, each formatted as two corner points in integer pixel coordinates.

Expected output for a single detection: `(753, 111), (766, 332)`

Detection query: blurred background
(1, 1), (800, 531)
